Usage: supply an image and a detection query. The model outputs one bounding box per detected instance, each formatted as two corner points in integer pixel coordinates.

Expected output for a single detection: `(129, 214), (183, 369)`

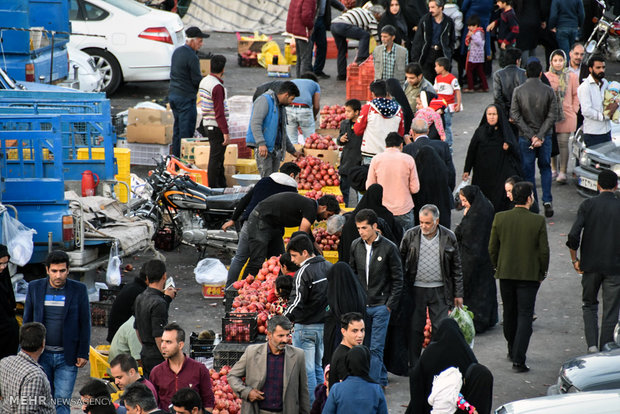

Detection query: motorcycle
(584, 0), (620, 63)
(129, 156), (248, 255)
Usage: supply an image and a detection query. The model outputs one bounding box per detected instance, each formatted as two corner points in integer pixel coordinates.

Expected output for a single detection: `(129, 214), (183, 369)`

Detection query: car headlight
(580, 153), (590, 166)
(612, 164), (620, 178)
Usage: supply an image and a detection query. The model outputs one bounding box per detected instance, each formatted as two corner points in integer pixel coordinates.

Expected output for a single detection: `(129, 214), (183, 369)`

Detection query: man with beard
(577, 54), (615, 147)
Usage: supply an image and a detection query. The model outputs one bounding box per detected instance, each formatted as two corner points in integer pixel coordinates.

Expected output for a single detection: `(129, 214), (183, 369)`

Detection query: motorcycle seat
(206, 193), (245, 211)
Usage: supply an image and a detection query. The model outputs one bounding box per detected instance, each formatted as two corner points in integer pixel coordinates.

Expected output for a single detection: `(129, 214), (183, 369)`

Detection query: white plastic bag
(106, 242), (122, 286)
(1, 211), (37, 266)
(194, 258), (228, 285)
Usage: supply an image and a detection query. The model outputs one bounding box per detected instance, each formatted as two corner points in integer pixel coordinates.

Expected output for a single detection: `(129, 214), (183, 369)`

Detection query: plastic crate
(222, 312), (257, 343)
(322, 186), (342, 195)
(235, 158), (258, 174)
(213, 342), (252, 370)
(89, 345), (111, 379)
(224, 286), (239, 314)
(98, 285), (125, 302)
(189, 332), (216, 359)
(126, 142), (169, 166)
(91, 301), (113, 327)
(202, 284), (225, 298)
(323, 250), (339, 264)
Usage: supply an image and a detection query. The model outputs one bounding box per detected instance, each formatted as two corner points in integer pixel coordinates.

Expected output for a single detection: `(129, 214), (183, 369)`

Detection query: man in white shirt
(577, 54), (615, 147)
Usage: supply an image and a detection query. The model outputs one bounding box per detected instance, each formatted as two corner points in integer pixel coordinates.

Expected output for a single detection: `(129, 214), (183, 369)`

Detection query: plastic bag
(1, 211), (37, 266)
(106, 242), (122, 286)
(258, 41), (284, 67)
(453, 179), (469, 211)
(449, 305), (475, 347)
(194, 258), (228, 285)
(326, 214), (346, 235)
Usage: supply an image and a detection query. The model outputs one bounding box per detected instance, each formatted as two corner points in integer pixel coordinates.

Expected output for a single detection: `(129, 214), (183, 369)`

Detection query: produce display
(302, 189), (344, 204)
(319, 105), (347, 129)
(209, 365), (242, 414)
(296, 155), (340, 190)
(304, 133), (338, 150)
(313, 227), (340, 251)
(239, 50), (259, 67)
(231, 257), (283, 334)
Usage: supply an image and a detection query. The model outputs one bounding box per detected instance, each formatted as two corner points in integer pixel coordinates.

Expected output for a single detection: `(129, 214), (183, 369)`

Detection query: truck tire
(84, 48), (122, 96)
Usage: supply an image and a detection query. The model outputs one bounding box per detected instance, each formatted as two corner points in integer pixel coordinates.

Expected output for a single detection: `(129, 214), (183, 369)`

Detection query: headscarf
(326, 262), (367, 319)
(549, 49), (569, 122)
(0, 245), (9, 259)
(413, 146), (452, 228)
(345, 345), (376, 383)
(426, 318), (477, 373)
(378, 0), (408, 44)
(477, 104), (520, 163)
(457, 185), (494, 242)
(370, 97), (401, 118)
(387, 78), (414, 132)
(323, 364), (331, 387)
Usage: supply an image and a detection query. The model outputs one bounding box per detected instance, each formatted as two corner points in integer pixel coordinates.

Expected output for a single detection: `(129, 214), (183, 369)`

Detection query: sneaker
(556, 172), (567, 184)
(336, 74), (346, 81)
(588, 346), (599, 354)
(512, 363), (530, 373)
(543, 202), (554, 218)
(315, 71), (330, 79)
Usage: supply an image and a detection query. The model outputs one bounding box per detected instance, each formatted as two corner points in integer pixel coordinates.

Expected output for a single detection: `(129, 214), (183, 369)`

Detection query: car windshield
(103, 0), (149, 16)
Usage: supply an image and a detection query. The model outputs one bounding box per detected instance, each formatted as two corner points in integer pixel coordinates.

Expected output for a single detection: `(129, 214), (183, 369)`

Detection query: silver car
(495, 390), (620, 414)
(573, 124), (620, 197)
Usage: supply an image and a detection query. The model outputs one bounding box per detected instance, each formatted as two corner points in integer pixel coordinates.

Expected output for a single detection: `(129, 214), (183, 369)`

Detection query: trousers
(499, 279), (540, 365)
(581, 272), (620, 349)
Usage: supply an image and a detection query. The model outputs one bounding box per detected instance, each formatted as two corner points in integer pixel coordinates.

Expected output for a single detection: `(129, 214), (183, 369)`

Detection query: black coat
(378, 1), (410, 47)
(514, 0), (544, 50)
(0, 267), (19, 359)
(107, 277), (148, 343)
(403, 136), (456, 191)
(412, 146), (453, 229)
(411, 12), (456, 63)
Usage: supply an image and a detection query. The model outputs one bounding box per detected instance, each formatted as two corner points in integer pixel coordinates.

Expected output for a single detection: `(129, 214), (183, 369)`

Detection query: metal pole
(49, 31), (54, 84)
(48, 232), (52, 253)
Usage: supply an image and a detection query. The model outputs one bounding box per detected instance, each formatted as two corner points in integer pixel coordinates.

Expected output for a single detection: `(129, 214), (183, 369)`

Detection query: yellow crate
(6, 148), (51, 160)
(284, 227), (299, 238)
(235, 158), (258, 174)
(321, 186), (342, 195)
(89, 345), (111, 379)
(77, 147), (131, 176)
(323, 250), (338, 264)
(115, 174), (130, 203)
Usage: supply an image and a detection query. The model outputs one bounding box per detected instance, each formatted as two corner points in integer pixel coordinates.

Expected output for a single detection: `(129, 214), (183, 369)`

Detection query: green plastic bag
(449, 305), (475, 347)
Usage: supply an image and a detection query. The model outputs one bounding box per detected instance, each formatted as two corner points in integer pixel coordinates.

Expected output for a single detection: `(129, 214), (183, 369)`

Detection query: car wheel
(83, 48), (122, 96)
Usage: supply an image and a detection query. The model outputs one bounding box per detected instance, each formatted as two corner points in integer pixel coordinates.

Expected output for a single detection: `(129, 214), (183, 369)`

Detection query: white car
(67, 45), (103, 92)
(495, 389), (620, 414)
(69, 0), (185, 95)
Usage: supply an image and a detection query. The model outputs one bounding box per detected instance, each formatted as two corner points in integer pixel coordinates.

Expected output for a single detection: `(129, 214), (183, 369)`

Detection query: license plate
(578, 176), (598, 191)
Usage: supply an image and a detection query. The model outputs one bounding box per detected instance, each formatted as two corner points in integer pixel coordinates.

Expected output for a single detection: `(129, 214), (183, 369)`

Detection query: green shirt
(109, 316), (142, 362)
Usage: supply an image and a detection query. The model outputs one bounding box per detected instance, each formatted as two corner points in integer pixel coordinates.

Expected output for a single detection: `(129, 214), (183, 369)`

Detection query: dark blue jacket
(23, 278), (91, 365)
(549, 0), (585, 30)
(322, 377), (388, 414)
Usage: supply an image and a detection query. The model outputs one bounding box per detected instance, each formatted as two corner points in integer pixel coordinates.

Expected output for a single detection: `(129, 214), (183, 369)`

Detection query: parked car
(69, 0), (185, 95)
(0, 68), (77, 92)
(67, 44), (103, 92)
(572, 123), (620, 197)
(495, 390), (620, 414)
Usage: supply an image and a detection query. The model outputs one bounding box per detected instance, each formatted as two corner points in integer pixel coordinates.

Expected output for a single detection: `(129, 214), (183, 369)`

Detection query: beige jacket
(228, 343), (310, 414)
(373, 43), (408, 81)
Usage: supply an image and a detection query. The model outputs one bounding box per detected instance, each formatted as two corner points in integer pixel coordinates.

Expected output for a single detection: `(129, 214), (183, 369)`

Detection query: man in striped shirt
(331, 5), (385, 80)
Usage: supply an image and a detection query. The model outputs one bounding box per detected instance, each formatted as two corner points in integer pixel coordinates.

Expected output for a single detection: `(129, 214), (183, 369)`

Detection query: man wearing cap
(169, 26), (209, 157)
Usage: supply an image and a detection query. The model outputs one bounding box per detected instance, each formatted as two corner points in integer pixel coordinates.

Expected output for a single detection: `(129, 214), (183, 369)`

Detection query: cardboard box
(316, 128), (339, 138)
(237, 39), (267, 56)
(267, 64), (291, 78)
(180, 138), (209, 161)
(224, 165), (236, 186)
(126, 108), (174, 145)
(200, 59), (211, 76)
(303, 149), (339, 167)
(281, 144), (303, 165)
(192, 143), (239, 170)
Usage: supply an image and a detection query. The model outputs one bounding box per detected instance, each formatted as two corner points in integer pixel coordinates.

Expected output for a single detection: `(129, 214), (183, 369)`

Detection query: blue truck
(0, 0), (70, 83)
(0, 89), (120, 277)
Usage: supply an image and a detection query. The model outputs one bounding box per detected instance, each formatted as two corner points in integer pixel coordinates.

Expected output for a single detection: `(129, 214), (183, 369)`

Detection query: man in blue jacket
(247, 81), (302, 177)
(548, 0), (585, 57)
(23, 250), (91, 414)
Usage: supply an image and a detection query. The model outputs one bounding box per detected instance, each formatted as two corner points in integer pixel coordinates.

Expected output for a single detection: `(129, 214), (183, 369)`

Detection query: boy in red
(433, 57), (461, 152)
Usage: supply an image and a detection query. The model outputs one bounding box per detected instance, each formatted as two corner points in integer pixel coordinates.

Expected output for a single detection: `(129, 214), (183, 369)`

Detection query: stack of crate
(345, 55), (375, 101)
(77, 148), (131, 202)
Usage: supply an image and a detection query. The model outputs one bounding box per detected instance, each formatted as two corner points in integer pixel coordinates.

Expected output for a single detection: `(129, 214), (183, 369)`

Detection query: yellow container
(89, 345), (111, 379)
(235, 158), (258, 174)
(7, 148), (51, 160)
(323, 250), (338, 264)
(321, 186), (342, 195)
(115, 174), (130, 203)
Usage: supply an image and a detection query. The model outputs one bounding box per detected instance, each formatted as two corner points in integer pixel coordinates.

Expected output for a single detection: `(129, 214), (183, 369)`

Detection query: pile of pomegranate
(209, 365), (242, 414)
(302, 189), (344, 204)
(296, 155), (340, 190)
(304, 133), (338, 150)
(319, 105), (347, 129)
(313, 227), (340, 251)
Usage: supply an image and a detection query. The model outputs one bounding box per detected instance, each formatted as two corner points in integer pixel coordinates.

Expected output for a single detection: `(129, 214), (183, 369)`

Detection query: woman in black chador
(455, 185), (498, 333)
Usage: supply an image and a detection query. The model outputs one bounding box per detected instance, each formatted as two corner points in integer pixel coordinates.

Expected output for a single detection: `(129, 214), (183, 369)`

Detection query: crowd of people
(1, 0), (620, 413)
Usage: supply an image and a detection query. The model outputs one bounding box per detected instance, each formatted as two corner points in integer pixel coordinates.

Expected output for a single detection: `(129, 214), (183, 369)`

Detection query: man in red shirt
(150, 323), (214, 412)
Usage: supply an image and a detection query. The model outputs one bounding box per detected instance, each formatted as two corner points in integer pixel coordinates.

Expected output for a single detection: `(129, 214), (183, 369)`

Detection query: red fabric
(353, 103), (371, 136)
(210, 76), (229, 134)
(286, 0), (317, 38)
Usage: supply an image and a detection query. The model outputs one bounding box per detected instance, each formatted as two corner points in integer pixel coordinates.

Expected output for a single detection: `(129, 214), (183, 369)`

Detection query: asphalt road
(74, 32), (620, 413)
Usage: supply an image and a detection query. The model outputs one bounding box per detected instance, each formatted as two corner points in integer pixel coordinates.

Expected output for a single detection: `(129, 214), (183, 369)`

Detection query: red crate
(326, 37), (340, 59)
(230, 137), (252, 159)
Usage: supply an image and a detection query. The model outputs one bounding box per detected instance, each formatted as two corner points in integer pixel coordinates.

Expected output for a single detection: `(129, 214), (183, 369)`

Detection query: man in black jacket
(349, 209), (403, 386)
(567, 170), (620, 353)
(493, 47), (526, 123)
(403, 118), (455, 192)
(400, 204), (463, 368)
(410, 0), (455, 82)
(107, 264), (151, 343)
(284, 234), (332, 405)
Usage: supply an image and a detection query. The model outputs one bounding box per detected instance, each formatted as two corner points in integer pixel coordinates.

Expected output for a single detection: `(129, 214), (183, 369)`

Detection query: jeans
(245, 210), (285, 277)
(226, 222), (250, 288)
(311, 17), (327, 73)
(295, 38), (313, 78)
(205, 125), (227, 188)
(331, 22), (370, 77)
(169, 94), (197, 157)
(39, 351), (78, 414)
(292, 323), (324, 405)
(286, 106), (316, 145)
(367, 305), (391, 386)
(583, 132), (611, 147)
(581, 272), (620, 349)
(394, 209), (414, 232)
(444, 111), (454, 151)
(519, 135), (552, 204)
(500, 279), (540, 365)
(409, 286), (450, 369)
(255, 150), (282, 178)
(556, 27), (580, 57)
(339, 174), (352, 207)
